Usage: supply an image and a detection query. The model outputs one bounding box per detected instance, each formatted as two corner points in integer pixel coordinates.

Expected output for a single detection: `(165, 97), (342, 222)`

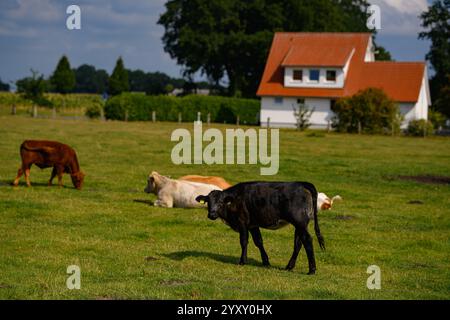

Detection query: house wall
(260, 97), (333, 129)
(261, 90), (429, 130)
(364, 37), (375, 62)
(399, 75), (429, 128)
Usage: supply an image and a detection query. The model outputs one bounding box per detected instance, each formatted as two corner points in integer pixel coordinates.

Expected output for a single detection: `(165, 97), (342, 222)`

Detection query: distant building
(168, 88), (211, 96)
(257, 32), (431, 129)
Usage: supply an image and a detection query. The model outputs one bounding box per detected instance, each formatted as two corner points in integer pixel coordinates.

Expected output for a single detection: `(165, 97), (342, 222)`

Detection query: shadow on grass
(0, 179), (77, 189)
(133, 199), (154, 206)
(163, 250), (263, 267)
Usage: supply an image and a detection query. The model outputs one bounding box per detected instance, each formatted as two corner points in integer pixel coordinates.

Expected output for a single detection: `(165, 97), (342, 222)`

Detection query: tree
(158, 0), (377, 98)
(74, 64), (108, 93)
(108, 57), (129, 96)
(16, 69), (51, 106)
(331, 88), (401, 134)
(419, 0), (450, 117)
(374, 45), (392, 61)
(293, 102), (314, 131)
(0, 78), (10, 91)
(51, 55), (75, 94)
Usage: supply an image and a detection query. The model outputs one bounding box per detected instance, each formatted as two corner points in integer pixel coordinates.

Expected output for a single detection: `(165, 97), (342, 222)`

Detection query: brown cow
(179, 175), (231, 190)
(13, 140), (85, 190)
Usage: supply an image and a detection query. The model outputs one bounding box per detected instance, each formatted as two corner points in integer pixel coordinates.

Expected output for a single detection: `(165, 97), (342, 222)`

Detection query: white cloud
(369, 0), (429, 35)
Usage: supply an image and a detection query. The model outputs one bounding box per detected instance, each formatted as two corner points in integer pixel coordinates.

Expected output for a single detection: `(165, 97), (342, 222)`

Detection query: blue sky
(0, 0), (433, 87)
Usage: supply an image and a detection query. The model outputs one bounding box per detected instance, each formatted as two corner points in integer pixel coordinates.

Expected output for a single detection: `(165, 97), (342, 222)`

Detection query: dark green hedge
(104, 93), (260, 125)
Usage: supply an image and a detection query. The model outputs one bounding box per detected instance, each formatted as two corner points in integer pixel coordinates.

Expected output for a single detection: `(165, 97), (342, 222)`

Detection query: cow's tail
(305, 183), (325, 251)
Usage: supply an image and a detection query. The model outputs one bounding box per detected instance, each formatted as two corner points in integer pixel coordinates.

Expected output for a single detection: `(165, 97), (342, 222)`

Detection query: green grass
(0, 116), (449, 300)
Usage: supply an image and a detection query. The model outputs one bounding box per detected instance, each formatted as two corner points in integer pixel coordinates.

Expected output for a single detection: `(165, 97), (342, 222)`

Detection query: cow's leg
(13, 166), (24, 186)
(238, 228), (249, 265)
(300, 229), (316, 275)
(48, 167), (57, 186)
(24, 164), (32, 187)
(250, 228), (270, 266)
(56, 166), (64, 187)
(286, 227), (303, 271)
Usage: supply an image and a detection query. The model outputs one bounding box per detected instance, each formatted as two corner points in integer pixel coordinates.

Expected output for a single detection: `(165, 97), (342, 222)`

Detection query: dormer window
(326, 70), (336, 82)
(293, 70), (303, 81)
(309, 69), (320, 82)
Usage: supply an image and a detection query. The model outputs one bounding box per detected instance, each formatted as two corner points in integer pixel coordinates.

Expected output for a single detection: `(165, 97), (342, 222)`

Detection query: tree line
(0, 56), (214, 98)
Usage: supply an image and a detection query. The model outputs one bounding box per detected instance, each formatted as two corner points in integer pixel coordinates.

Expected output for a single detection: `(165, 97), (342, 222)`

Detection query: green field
(0, 115), (449, 299)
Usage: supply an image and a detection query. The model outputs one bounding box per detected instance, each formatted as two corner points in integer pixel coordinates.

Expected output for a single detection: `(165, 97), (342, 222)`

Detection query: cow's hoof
(238, 261), (246, 266)
(285, 265), (294, 271)
(262, 262), (271, 267)
(307, 270), (316, 275)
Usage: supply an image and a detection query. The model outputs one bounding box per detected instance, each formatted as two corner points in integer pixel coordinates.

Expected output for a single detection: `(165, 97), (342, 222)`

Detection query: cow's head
(196, 190), (234, 220)
(71, 171), (85, 190)
(144, 171), (164, 194)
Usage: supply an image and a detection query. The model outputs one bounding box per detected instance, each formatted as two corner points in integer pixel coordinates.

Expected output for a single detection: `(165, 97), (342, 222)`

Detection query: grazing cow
(144, 171), (221, 208)
(318, 193), (342, 211)
(13, 140), (85, 190)
(196, 181), (325, 274)
(179, 175), (232, 190)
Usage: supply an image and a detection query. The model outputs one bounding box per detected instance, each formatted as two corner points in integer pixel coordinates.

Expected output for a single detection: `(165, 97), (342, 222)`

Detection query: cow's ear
(196, 195), (209, 204)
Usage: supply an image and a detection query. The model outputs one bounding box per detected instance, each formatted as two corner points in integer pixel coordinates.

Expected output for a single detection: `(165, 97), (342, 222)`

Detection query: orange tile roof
(257, 32), (426, 103)
(281, 44), (354, 67)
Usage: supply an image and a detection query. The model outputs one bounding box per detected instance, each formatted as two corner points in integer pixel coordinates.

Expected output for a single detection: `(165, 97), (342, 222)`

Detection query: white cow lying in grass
(318, 193), (342, 211)
(144, 171), (221, 208)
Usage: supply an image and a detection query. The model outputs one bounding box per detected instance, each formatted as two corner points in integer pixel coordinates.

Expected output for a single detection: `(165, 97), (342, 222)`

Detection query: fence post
(197, 112), (201, 123)
(178, 112), (182, 124)
(32, 105), (38, 118)
(267, 117), (270, 128)
(327, 120), (331, 133)
(152, 110), (156, 122)
(52, 106), (56, 119)
(207, 113), (211, 126)
(236, 115), (240, 126)
(358, 121), (362, 134)
(11, 104), (16, 115)
(100, 108), (105, 121)
(125, 110), (129, 122)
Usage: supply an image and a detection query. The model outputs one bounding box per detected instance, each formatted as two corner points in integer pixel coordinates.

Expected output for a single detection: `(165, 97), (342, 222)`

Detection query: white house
(256, 32), (431, 129)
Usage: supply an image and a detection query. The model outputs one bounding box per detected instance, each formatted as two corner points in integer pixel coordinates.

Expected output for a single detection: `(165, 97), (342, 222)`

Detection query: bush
(406, 119), (434, 136)
(85, 101), (104, 119)
(428, 110), (447, 129)
(0, 92), (103, 110)
(104, 93), (260, 125)
(332, 88), (401, 134)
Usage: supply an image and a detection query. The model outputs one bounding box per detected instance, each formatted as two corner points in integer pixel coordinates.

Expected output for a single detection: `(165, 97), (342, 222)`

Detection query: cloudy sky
(0, 0), (433, 87)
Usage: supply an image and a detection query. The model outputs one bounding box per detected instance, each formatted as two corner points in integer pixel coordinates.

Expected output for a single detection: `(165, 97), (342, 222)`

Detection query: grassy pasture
(0, 116), (449, 299)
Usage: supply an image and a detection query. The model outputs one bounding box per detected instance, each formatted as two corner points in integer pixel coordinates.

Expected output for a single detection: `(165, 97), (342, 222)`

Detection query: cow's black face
(196, 191), (233, 221)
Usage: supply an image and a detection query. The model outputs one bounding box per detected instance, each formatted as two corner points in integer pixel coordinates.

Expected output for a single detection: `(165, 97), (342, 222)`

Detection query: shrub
(406, 119), (434, 136)
(428, 110), (447, 129)
(85, 101), (104, 119)
(293, 103), (314, 131)
(104, 93), (260, 125)
(332, 88), (401, 134)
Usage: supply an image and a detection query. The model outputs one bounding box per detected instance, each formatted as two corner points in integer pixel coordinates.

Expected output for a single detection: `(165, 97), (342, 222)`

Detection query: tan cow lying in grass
(317, 193), (342, 211)
(178, 175), (231, 190)
(144, 171), (221, 208)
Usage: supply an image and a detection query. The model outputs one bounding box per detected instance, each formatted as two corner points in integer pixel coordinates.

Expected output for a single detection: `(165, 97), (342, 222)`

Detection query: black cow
(196, 181), (325, 274)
